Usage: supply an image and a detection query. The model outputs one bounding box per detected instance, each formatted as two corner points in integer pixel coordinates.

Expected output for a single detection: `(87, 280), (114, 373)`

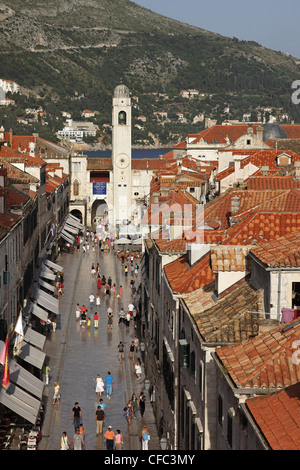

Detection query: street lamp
(160, 437), (168, 450)
(144, 378), (150, 390)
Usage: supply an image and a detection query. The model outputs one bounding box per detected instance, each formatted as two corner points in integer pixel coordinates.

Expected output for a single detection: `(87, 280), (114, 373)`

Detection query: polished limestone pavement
(39, 245), (160, 451)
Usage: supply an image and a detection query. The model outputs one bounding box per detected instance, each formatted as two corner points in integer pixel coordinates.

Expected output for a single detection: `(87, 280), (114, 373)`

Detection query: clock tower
(112, 84), (132, 226)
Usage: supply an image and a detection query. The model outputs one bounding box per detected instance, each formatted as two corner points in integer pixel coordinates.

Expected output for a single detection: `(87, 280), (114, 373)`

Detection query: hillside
(1, 0), (300, 145)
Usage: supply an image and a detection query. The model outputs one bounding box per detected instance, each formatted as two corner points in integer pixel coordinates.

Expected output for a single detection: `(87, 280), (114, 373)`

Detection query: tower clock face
(116, 154), (130, 169)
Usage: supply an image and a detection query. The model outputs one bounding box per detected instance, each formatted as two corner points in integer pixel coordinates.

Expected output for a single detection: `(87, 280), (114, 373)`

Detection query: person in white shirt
(89, 294), (95, 308)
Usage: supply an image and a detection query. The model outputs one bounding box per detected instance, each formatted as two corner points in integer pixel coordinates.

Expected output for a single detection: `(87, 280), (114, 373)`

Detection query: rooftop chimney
(256, 125), (264, 141)
(231, 196), (240, 215)
(262, 166), (269, 176)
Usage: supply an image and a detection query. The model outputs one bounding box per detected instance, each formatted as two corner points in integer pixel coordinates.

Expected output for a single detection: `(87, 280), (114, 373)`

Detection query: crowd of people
(57, 226), (151, 451)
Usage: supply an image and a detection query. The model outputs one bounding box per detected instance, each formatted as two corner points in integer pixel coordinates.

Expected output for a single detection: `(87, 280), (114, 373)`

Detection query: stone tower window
(118, 111), (127, 125)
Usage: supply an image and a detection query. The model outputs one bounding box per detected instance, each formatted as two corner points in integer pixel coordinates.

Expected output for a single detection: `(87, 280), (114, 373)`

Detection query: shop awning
(31, 303), (49, 322)
(0, 383), (41, 425)
(24, 327), (46, 350)
(38, 278), (56, 293)
(60, 230), (75, 244)
(44, 259), (64, 272)
(64, 223), (79, 235)
(66, 214), (83, 229)
(34, 289), (59, 315)
(9, 358), (44, 400)
(40, 264), (56, 281)
(18, 341), (46, 370)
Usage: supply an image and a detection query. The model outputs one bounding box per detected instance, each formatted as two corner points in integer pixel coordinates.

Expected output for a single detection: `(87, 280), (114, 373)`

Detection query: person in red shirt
(94, 313), (99, 328)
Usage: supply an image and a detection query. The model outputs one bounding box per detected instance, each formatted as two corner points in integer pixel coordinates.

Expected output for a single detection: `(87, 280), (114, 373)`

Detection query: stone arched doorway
(70, 209), (83, 224)
(91, 199), (108, 230)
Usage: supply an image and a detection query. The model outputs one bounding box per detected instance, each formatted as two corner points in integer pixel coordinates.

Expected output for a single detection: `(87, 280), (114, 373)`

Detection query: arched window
(73, 179), (80, 196)
(118, 110), (127, 125)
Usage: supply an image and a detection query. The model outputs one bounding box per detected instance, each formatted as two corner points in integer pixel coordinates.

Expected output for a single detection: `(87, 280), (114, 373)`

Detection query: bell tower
(112, 84), (132, 226)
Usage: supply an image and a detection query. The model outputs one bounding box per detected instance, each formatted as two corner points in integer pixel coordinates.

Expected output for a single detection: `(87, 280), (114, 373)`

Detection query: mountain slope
(1, 0), (300, 143)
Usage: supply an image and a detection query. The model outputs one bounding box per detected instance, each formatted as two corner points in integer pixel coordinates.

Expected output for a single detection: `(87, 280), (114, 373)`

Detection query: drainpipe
(277, 269), (282, 321)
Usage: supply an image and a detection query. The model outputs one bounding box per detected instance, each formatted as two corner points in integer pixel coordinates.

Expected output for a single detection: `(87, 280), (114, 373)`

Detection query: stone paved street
(38, 245), (160, 451)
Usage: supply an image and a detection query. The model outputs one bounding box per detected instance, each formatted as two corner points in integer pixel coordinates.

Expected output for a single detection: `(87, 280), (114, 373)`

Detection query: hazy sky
(133, 0), (300, 59)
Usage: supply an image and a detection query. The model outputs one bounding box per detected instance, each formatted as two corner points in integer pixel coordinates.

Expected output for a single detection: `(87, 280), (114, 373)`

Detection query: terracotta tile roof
(174, 125), (300, 149)
(249, 231), (300, 268)
(4, 186), (29, 209)
(132, 158), (170, 170)
(164, 253), (215, 294)
(240, 149), (300, 172)
(0, 212), (22, 229)
(216, 149), (300, 184)
(4, 133), (35, 152)
(246, 382), (300, 450)
(246, 175), (300, 190)
(0, 159), (39, 183)
(203, 188), (285, 230)
(183, 278), (263, 343)
(86, 158), (113, 170)
(210, 245), (250, 272)
(215, 318), (300, 389)
(0, 144), (46, 166)
(154, 237), (187, 254)
(224, 211), (300, 246)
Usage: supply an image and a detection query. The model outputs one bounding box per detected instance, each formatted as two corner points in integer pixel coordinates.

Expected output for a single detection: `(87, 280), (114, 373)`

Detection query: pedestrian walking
(138, 392), (146, 417)
(135, 358), (142, 381)
(115, 429), (123, 450)
(117, 342), (125, 363)
(95, 405), (105, 435)
(80, 309), (87, 326)
(125, 401), (134, 424)
(128, 303), (134, 317)
(118, 308), (125, 325)
(72, 402), (83, 431)
(133, 335), (139, 352)
(52, 381), (60, 405)
(112, 283), (116, 297)
(94, 312), (99, 329)
(96, 295), (101, 310)
(118, 285), (123, 299)
(71, 428), (85, 450)
(42, 363), (51, 385)
(104, 372), (114, 399)
(141, 425), (150, 450)
(51, 315), (57, 332)
(89, 293), (95, 308)
(135, 264), (139, 277)
(126, 311), (131, 328)
(78, 424), (85, 438)
(60, 431), (71, 450)
(75, 303), (81, 321)
(128, 341), (136, 363)
(107, 310), (113, 330)
(104, 426), (115, 450)
(131, 393), (138, 416)
(94, 374), (105, 400)
(98, 398), (107, 412)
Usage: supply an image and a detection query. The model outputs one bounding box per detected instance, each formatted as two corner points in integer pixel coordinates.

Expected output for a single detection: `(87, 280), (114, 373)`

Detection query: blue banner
(93, 182), (107, 195)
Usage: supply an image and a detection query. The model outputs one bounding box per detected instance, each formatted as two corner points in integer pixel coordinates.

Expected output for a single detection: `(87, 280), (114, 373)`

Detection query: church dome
(262, 123), (288, 141)
(114, 84), (130, 98)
